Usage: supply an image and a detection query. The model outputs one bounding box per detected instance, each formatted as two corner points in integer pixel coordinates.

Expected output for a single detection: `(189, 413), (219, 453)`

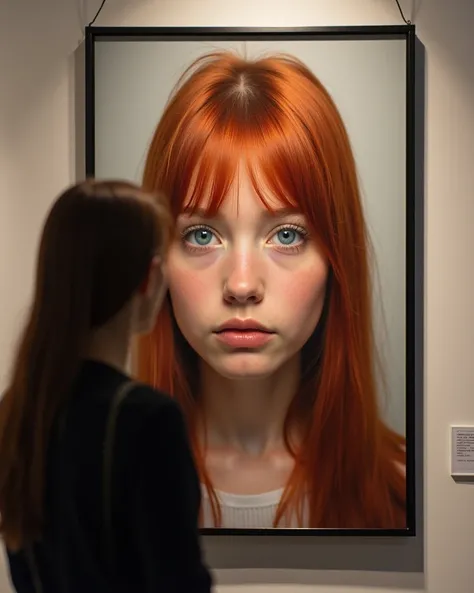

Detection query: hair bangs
(172, 108), (332, 225)
(243, 108), (335, 257)
(164, 110), (244, 218)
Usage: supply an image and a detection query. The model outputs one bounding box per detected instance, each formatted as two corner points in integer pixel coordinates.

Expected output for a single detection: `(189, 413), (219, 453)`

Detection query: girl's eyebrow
(263, 207), (302, 218)
(179, 207), (222, 220)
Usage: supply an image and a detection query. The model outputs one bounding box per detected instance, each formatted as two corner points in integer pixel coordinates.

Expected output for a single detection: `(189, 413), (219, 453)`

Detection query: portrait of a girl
(135, 50), (406, 530)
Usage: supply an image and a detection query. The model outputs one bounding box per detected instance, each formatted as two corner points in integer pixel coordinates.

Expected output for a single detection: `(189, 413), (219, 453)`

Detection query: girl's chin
(205, 352), (286, 381)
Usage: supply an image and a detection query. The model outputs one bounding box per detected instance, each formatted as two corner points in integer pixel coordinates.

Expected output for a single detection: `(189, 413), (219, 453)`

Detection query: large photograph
(86, 27), (416, 535)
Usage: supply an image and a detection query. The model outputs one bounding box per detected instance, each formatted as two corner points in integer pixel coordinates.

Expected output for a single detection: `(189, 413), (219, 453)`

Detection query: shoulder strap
(25, 381), (137, 592)
(102, 380), (137, 577)
(25, 544), (43, 593)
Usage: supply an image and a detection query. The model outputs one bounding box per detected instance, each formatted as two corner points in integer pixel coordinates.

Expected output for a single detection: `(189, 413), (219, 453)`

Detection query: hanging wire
(393, 0), (411, 24)
(88, 0), (108, 27)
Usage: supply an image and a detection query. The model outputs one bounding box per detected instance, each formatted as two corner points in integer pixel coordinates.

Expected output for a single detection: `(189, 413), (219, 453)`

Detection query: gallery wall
(0, 0), (473, 592)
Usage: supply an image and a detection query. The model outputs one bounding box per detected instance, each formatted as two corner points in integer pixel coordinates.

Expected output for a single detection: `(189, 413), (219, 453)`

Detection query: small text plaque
(451, 426), (474, 476)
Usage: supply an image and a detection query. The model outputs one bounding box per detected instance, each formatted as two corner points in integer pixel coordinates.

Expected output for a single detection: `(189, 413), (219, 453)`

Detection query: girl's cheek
(168, 268), (212, 307)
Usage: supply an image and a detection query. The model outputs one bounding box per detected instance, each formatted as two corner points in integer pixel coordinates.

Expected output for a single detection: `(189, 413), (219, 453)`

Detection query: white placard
(451, 426), (474, 476)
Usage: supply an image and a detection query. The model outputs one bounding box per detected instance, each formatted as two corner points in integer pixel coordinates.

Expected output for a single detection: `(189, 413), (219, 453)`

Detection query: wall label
(451, 426), (474, 476)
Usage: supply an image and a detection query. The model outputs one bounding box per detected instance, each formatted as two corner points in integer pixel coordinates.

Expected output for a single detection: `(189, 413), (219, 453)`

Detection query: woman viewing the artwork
(0, 180), (213, 592)
(137, 50), (406, 530)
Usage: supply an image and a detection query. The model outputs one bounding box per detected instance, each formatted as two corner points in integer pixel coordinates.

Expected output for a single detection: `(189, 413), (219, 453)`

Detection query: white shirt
(200, 486), (306, 528)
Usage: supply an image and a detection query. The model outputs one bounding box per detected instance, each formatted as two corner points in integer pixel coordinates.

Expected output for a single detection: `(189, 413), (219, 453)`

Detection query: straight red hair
(137, 51), (406, 528)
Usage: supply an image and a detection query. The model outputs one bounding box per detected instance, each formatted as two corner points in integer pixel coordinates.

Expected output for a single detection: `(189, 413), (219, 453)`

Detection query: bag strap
(102, 380), (137, 576)
(25, 544), (43, 593)
(25, 380), (137, 593)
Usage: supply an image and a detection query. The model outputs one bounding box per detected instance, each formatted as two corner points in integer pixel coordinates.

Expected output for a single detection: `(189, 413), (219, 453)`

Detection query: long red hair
(136, 51), (406, 528)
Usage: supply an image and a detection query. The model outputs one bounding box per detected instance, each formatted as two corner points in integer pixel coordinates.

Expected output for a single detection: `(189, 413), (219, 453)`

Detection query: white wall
(0, 0), (473, 592)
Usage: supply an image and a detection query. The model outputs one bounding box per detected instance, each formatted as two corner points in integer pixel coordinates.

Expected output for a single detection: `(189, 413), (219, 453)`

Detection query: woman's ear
(139, 255), (162, 295)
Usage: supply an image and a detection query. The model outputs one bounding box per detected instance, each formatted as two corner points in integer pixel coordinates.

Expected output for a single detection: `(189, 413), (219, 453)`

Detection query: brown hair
(137, 51), (406, 529)
(0, 179), (172, 550)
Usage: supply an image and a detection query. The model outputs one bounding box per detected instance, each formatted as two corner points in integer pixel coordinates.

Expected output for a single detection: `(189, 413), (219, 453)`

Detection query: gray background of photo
(93, 37), (407, 436)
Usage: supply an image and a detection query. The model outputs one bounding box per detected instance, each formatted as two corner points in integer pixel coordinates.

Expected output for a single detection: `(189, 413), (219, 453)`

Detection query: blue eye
(273, 226), (307, 247)
(275, 228), (299, 245)
(182, 225), (219, 251)
(188, 228), (214, 246)
(268, 224), (308, 253)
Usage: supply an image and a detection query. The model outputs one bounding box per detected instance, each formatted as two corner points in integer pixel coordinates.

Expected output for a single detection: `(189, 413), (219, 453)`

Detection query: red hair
(137, 51), (406, 528)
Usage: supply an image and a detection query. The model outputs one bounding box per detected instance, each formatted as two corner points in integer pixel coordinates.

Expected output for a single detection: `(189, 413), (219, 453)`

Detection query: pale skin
(167, 168), (329, 495)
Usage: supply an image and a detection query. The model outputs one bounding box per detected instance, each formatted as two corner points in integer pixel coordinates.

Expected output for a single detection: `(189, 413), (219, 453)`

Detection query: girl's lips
(214, 317), (273, 333)
(214, 330), (275, 349)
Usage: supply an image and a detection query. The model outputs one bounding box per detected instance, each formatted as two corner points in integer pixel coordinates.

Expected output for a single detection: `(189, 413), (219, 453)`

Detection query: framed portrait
(85, 25), (417, 537)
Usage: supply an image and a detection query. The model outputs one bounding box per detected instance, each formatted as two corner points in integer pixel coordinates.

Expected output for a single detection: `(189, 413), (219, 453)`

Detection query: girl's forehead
(180, 166), (300, 218)
(179, 198), (303, 225)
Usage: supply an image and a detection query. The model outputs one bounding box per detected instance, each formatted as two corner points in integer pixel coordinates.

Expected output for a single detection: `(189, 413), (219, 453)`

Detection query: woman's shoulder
(113, 382), (189, 466)
(125, 381), (178, 408)
(120, 381), (184, 428)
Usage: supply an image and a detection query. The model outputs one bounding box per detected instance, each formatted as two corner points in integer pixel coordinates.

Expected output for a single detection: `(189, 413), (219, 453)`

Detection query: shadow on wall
(382, 0), (473, 89)
(377, 0), (424, 23)
(421, 0), (474, 93)
(72, 32), (426, 591)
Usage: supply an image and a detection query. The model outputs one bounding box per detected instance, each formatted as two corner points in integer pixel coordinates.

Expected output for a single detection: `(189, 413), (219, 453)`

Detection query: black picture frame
(84, 25), (417, 538)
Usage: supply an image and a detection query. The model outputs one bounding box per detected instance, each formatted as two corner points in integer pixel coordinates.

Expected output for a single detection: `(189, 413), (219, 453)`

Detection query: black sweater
(5, 360), (213, 593)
